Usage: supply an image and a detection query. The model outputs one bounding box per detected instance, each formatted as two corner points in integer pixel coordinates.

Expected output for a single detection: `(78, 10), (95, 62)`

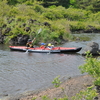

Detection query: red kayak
(9, 46), (82, 53)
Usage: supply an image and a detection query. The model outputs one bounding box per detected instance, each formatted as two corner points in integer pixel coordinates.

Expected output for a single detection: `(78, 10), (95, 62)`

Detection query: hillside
(0, 0), (100, 45)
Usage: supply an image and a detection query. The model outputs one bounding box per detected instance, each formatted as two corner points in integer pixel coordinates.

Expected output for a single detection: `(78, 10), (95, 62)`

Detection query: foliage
(42, 8), (64, 20)
(72, 85), (98, 100)
(52, 75), (61, 88)
(1, 0), (100, 44)
(33, 4), (45, 13)
(79, 51), (100, 86)
(57, 97), (68, 100)
(69, 21), (86, 31)
(41, 95), (51, 100)
(31, 97), (37, 100)
(0, 0), (10, 26)
(73, 0), (100, 12)
(88, 12), (100, 25)
(2, 0), (100, 13)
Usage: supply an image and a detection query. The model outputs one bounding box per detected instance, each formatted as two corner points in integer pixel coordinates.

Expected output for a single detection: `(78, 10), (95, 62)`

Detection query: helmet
(41, 43), (45, 45)
(28, 39), (32, 42)
(48, 43), (51, 46)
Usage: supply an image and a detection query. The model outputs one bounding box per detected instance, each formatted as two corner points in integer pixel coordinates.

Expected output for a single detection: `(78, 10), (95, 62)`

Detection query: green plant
(52, 75), (61, 88)
(42, 95), (51, 100)
(57, 96), (68, 100)
(72, 85), (98, 100)
(79, 51), (100, 86)
(31, 97), (37, 100)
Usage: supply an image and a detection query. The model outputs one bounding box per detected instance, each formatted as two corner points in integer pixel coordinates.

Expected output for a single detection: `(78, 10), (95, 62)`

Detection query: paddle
(33, 28), (42, 41)
(47, 45), (53, 54)
(48, 48), (52, 54)
(26, 28), (42, 53)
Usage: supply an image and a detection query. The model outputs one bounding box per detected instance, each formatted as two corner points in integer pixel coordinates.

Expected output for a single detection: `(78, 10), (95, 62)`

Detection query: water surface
(0, 33), (100, 99)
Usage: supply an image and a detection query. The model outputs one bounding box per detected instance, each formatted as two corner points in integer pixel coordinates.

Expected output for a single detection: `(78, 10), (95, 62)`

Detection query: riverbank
(1, 0), (100, 45)
(7, 75), (96, 100)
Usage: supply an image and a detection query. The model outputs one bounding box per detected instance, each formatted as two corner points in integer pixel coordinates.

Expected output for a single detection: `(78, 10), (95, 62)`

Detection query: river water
(0, 33), (100, 99)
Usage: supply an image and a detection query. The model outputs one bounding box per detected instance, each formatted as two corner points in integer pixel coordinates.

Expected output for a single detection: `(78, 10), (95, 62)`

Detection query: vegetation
(0, 0), (100, 44)
(79, 52), (100, 86)
(39, 87), (98, 100)
(52, 75), (61, 88)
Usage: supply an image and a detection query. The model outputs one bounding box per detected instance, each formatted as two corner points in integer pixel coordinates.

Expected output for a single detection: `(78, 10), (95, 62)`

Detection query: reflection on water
(0, 33), (100, 99)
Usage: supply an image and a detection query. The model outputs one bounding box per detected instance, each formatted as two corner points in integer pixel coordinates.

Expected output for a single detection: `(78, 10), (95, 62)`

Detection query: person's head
(28, 39), (32, 43)
(48, 43), (51, 46)
(41, 43), (45, 45)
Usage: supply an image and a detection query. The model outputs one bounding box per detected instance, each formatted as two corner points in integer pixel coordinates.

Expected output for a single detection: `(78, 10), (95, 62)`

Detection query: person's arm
(32, 38), (36, 43)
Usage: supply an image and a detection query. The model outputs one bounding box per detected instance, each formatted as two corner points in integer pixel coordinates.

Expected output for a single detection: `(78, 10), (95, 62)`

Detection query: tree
(7, 0), (18, 5)
(74, 0), (100, 12)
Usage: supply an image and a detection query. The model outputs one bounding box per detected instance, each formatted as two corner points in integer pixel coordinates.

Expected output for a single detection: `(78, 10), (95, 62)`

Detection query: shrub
(79, 52), (100, 86)
(33, 4), (45, 14)
(69, 21), (86, 31)
(72, 86), (98, 100)
(52, 75), (61, 88)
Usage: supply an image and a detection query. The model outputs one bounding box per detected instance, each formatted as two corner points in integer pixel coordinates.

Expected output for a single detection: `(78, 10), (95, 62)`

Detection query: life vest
(26, 42), (33, 47)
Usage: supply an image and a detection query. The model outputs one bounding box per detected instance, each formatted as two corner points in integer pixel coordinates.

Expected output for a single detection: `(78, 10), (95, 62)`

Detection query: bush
(69, 21), (86, 31)
(79, 52), (100, 86)
(65, 8), (91, 21)
(33, 4), (45, 13)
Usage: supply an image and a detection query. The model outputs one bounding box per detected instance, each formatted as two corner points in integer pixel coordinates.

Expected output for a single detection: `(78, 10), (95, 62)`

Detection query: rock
(84, 25), (96, 33)
(25, 27), (31, 32)
(96, 85), (100, 93)
(17, 35), (29, 45)
(9, 37), (18, 45)
(9, 35), (29, 45)
(94, 97), (99, 100)
(0, 36), (4, 44)
(2, 24), (7, 28)
(29, 19), (37, 24)
(22, 23), (26, 27)
(43, 22), (50, 27)
(8, 19), (14, 24)
(82, 42), (100, 55)
(4, 27), (11, 34)
(0, 27), (4, 44)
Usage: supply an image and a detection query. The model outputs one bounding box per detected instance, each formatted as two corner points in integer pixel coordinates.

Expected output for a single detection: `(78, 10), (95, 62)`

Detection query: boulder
(9, 35), (29, 45)
(17, 35), (29, 45)
(4, 27), (11, 34)
(0, 27), (4, 44)
(25, 27), (31, 32)
(82, 42), (100, 55)
(9, 37), (18, 45)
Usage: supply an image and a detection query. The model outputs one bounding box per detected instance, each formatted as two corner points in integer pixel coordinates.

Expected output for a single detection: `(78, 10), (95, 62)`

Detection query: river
(0, 33), (100, 99)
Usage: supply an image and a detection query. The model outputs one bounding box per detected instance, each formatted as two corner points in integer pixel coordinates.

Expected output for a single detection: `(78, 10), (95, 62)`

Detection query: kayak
(9, 46), (82, 53)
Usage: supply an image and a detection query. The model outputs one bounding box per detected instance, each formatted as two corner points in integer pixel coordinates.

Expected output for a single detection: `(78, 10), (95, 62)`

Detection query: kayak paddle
(26, 28), (42, 53)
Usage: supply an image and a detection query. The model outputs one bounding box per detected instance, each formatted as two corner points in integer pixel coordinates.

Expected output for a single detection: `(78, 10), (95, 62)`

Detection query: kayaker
(47, 43), (54, 49)
(40, 43), (45, 48)
(26, 38), (35, 48)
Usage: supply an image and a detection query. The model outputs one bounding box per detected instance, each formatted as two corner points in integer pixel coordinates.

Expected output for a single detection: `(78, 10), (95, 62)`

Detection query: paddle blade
(38, 28), (42, 34)
(25, 49), (28, 53)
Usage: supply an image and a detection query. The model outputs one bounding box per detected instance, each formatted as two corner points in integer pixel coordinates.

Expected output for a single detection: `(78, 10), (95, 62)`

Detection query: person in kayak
(26, 38), (35, 48)
(47, 43), (54, 49)
(40, 43), (45, 48)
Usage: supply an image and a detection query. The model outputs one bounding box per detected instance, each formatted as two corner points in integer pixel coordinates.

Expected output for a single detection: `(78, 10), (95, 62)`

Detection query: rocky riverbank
(0, 17), (100, 46)
(6, 75), (99, 100)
